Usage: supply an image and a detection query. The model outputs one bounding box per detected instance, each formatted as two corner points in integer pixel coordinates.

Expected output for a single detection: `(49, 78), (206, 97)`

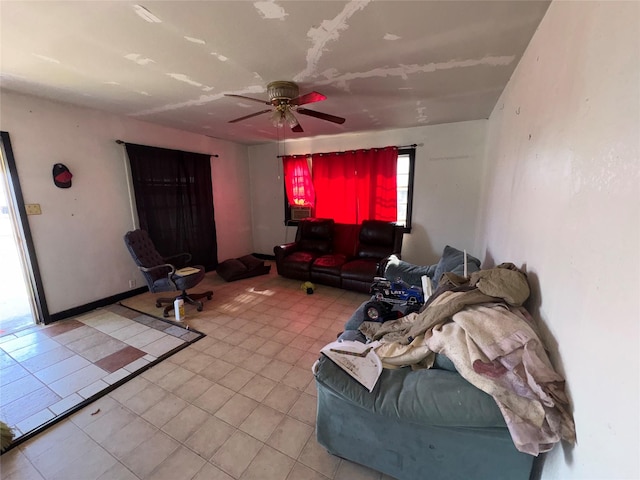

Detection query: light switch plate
(25, 204), (42, 215)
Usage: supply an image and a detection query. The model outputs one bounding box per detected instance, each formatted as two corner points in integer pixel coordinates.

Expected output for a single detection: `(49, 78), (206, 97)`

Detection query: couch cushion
(433, 246), (481, 287)
(282, 251), (317, 274)
(383, 255), (436, 287)
(341, 258), (379, 281)
(313, 254), (348, 276)
(357, 220), (396, 258)
(315, 356), (505, 428)
(297, 218), (334, 254)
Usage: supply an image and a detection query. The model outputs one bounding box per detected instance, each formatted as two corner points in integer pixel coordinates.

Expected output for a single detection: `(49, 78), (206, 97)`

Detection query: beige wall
(476, 1), (639, 478)
(248, 120), (487, 266)
(0, 90), (253, 315)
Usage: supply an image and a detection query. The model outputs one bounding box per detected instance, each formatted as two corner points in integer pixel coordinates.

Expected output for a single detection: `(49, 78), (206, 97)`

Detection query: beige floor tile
(161, 404), (210, 442)
(215, 393), (259, 426)
(286, 462), (331, 480)
(274, 346), (305, 365)
(204, 340), (235, 358)
(193, 383), (235, 414)
(83, 405), (138, 444)
(69, 395), (120, 429)
(260, 359), (293, 382)
(288, 392), (317, 426)
(256, 340), (283, 357)
(262, 384), (301, 414)
(211, 430), (263, 478)
(199, 358), (236, 383)
(146, 445), (206, 480)
(281, 366), (314, 391)
(124, 328), (166, 349)
(142, 335), (185, 357)
(240, 352), (272, 373)
(107, 375), (151, 403)
(335, 459), (384, 480)
(298, 437), (341, 479)
(192, 461), (235, 480)
(239, 374), (277, 402)
(0, 449), (45, 480)
(218, 366), (256, 391)
(47, 441), (118, 480)
(240, 445), (295, 480)
(153, 364), (195, 391)
(184, 415), (236, 459)
(239, 404), (285, 442)
(171, 373), (214, 402)
(266, 416), (314, 459)
(141, 359), (179, 383)
(120, 430), (180, 478)
(181, 351), (217, 373)
(141, 391), (189, 427)
(100, 415), (157, 459)
(120, 382), (168, 415)
(97, 461), (140, 480)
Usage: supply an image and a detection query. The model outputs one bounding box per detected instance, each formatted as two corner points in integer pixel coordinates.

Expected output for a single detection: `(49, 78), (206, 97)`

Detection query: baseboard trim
(252, 252), (275, 261)
(48, 287), (148, 323)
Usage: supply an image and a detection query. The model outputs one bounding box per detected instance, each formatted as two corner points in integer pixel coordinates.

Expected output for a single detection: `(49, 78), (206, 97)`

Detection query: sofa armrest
(273, 242), (299, 264)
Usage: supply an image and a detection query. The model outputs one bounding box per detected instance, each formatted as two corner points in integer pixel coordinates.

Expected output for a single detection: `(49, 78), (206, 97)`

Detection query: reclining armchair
(124, 229), (213, 317)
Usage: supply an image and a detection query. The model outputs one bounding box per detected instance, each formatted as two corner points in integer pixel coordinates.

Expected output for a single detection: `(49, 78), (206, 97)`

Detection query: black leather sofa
(273, 218), (404, 293)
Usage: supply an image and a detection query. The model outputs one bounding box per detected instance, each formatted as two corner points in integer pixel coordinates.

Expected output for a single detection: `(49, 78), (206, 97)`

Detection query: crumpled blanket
(425, 303), (576, 455)
(358, 264), (575, 456)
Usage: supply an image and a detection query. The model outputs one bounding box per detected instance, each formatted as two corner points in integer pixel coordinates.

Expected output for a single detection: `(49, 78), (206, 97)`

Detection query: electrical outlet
(25, 204), (42, 215)
(129, 280), (136, 288)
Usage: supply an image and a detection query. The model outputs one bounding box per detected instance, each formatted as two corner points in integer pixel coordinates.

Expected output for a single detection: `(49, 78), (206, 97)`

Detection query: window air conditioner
(291, 207), (312, 220)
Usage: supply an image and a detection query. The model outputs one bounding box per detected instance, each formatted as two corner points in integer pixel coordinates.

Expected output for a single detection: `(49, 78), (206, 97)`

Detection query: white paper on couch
(320, 340), (382, 392)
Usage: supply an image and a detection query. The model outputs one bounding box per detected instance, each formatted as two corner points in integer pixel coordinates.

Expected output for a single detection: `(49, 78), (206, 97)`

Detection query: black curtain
(125, 143), (218, 271)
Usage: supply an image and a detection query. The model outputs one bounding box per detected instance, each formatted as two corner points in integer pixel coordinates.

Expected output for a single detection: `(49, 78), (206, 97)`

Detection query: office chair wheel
(197, 305), (203, 312)
(156, 301), (162, 308)
(207, 294), (213, 300)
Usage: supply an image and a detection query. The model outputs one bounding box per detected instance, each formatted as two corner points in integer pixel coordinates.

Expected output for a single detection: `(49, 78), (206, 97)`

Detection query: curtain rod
(115, 139), (219, 158)
(275, 143), (418, 159)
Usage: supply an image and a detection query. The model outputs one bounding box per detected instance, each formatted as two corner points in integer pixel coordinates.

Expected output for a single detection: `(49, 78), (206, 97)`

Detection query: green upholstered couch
(313, 247), (535, 480)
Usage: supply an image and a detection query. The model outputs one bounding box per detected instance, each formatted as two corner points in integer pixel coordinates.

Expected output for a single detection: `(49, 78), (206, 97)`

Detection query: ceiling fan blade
(228, 109), (272, 123)
(290, 91), (326, 106)
(291, 122), (304, 133)
(224, 94), (270, 105)
(297, 108), (346, 124)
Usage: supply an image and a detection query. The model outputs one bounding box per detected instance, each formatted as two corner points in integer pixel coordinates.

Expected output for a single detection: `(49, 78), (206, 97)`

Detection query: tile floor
(0, 263), (397, 480)
(0, 305), (202, 442)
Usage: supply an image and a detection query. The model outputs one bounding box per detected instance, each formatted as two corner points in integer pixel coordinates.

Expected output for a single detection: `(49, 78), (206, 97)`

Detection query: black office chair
(124, 229), (212, 317)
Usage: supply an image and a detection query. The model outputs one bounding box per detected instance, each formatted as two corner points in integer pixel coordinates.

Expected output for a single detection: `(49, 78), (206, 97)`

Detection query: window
(284, 147), (415, 231)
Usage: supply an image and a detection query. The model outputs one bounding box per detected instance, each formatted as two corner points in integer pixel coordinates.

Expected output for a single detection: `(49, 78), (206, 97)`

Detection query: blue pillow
(432, 246), (481, 287)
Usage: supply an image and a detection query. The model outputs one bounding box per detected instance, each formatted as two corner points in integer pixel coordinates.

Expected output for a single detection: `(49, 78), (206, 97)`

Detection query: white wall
(476, 2), (639, 478)
(0, 90), (253, 315)
(248, 120), (487, 266)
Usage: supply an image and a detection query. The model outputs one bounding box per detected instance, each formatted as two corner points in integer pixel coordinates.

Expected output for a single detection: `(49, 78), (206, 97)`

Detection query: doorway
(0, 131), (48, 334)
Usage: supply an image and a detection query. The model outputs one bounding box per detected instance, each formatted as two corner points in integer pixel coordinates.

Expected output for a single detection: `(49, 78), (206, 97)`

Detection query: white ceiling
(0, 1), (550, 145)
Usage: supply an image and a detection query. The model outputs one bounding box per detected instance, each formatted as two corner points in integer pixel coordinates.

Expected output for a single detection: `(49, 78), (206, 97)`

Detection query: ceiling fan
(225, 81), (345, 133)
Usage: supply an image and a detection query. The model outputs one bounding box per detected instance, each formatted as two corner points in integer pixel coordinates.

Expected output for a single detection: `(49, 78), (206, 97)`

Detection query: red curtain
(283, 155), (315, 207)
(312, 146), (398, 224)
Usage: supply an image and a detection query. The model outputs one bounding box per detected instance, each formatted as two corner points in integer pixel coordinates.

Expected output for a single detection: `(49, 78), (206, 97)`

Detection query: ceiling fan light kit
(225, 80), (345, 133)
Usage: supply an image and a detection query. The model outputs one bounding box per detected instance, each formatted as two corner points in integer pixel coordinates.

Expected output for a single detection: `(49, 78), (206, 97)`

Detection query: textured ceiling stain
(32, 54), (61, 64)
(131, 85), (265, 116)
(124, 53), (155, 66)
(383, 33), (401, 41)
(184, 36), (206, 44)
(211, 53), (229, 62)
(133, 4), (162, 23)
(253, 1), (288, 20)
(316, 55), (516, 90)
(166, 73), (204, 88)
(294, 0), (371, 82)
